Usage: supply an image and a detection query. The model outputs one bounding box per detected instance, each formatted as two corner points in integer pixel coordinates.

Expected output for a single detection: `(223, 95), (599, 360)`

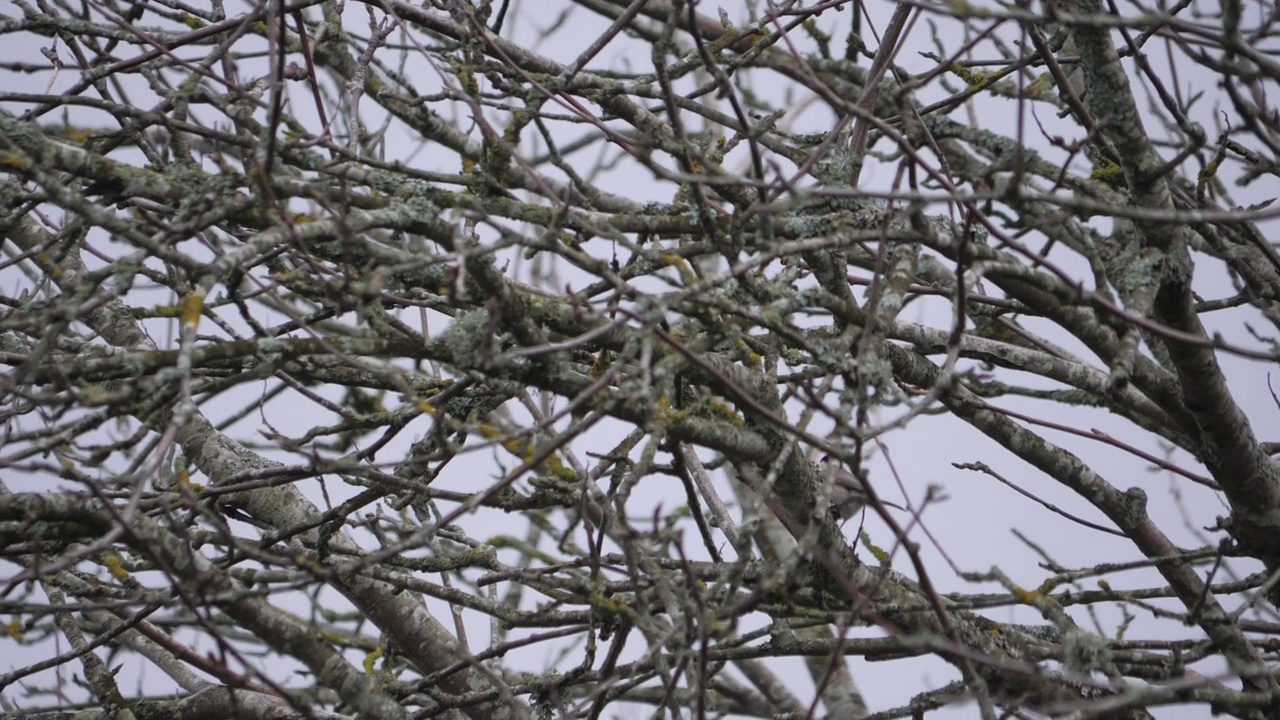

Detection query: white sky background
(2, 0), (1278, 718)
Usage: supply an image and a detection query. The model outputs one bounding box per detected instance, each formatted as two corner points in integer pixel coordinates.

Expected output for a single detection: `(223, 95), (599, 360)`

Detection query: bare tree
(2, 0), (1279, 718)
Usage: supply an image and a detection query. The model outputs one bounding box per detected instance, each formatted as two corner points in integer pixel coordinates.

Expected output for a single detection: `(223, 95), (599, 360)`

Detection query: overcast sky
(3, 1), (1277, 717)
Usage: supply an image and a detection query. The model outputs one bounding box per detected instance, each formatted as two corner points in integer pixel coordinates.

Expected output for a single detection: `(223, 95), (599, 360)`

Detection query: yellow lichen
(101, 551), (131, 582)
(1013, 585), (1041, 604)
(704, 398), (743, 426)
(178, 292), (203, 327)
(363, 643), (385, 675)
(0, 153), (31, 169)
(1090, 163), (1128, 188)
(859, 530), (892, 565)
(177, 467), (205, 493)
(653, 396), (687, 424)
(949, 62), (987, 87)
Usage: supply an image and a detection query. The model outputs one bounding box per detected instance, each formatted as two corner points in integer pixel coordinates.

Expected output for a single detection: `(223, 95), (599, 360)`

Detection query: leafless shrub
(1, 1), (1279, 718)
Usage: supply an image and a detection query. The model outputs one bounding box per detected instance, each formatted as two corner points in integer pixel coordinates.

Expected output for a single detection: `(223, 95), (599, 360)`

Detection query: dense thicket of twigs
(2, 0), (1279, 718)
